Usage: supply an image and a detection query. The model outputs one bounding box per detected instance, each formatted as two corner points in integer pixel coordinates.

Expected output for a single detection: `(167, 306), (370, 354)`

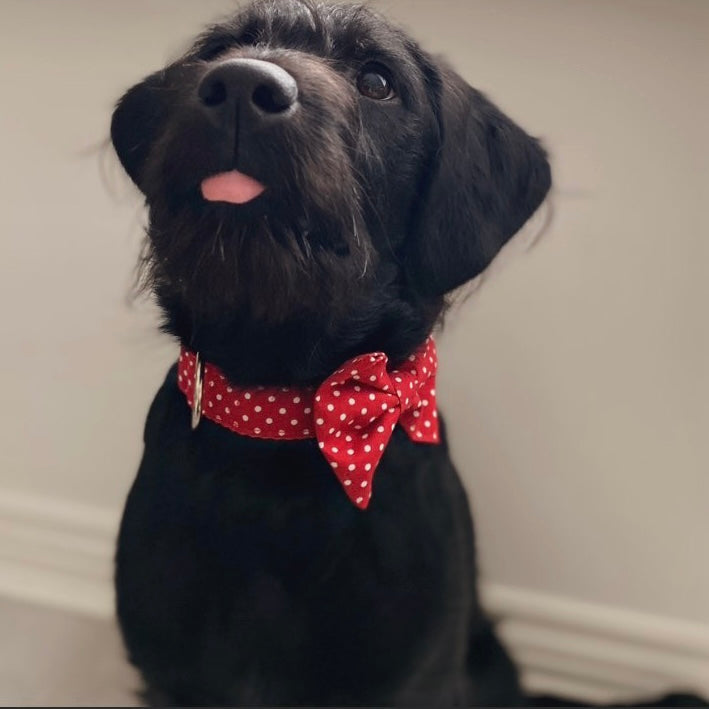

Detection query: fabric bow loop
(313, 352), (403, 508)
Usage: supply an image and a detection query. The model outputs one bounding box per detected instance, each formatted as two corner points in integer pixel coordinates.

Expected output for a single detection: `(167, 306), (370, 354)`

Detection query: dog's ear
(405, 64), (551, 296)
(111, 70), (168, 192)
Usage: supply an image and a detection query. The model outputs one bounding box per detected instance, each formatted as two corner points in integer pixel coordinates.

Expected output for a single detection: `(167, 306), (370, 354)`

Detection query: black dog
(111, 0), (551, 705)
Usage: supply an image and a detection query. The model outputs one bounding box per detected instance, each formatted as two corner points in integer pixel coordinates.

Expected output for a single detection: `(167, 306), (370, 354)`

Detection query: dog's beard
(139, 186), (373, 325)
(132, 51), (380, 326)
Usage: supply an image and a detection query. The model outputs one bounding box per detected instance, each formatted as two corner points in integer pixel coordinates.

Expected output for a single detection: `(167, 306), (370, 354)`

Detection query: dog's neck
(158, 289), (444, 388)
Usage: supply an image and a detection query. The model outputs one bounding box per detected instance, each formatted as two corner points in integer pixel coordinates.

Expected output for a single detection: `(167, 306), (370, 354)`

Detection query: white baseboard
(1, 488), (707, 703)
(482, 584), (709, 703)
(0, 489), (117, 618)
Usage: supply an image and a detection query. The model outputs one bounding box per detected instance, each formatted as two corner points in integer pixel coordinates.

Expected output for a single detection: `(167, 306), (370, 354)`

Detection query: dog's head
(111, 0), (550, 383)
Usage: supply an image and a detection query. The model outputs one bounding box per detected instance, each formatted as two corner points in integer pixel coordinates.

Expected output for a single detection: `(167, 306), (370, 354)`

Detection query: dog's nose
(198, 58), (298, 120)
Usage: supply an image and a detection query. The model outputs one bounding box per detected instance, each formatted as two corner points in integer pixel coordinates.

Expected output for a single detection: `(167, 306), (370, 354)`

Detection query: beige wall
(0, 0), (707, 628)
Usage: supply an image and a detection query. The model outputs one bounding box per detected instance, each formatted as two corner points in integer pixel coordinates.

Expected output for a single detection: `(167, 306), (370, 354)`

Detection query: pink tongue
(200, 170), (265, 204)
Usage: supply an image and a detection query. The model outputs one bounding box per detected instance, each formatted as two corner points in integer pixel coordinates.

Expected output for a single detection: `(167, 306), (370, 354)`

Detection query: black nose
(198, 58), (298, 119)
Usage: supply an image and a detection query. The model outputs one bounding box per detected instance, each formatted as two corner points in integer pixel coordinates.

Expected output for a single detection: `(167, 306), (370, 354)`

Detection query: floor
(0, 597), (140, 707)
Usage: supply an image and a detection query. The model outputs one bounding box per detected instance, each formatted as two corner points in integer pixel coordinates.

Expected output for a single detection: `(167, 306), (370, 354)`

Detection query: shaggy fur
(112, 0), (552, 705)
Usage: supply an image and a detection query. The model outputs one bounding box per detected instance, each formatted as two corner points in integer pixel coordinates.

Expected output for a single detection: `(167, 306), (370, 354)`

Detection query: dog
(111, 0), (552, 704)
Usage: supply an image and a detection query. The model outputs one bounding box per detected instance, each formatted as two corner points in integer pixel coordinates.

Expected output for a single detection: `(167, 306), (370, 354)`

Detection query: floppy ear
(110, 70), (168, 192)
(406, 65), (551, 296)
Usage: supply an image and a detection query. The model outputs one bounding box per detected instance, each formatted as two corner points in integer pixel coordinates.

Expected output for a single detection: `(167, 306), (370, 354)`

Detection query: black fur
(112, 0), (552, 705)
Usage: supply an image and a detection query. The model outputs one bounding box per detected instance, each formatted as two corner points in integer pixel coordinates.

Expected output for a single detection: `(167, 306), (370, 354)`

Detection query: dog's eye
(356, 67), (395, 101)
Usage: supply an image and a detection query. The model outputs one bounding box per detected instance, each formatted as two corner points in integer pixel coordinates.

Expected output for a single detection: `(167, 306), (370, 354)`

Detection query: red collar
(177, 337), (440, 509)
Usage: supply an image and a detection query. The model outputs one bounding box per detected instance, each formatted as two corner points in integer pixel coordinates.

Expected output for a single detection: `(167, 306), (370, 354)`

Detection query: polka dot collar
(177, 337), (440, 509)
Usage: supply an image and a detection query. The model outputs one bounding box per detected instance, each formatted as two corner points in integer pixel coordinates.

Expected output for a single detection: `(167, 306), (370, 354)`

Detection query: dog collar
(177, 337), (440, 509)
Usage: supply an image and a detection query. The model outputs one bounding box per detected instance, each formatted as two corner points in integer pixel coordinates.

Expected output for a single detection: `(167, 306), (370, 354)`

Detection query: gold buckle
(191, 353), (203, 430)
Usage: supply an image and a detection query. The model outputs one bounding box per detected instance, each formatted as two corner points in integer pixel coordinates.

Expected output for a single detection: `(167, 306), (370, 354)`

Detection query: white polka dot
(315, 395), (321, 402)
(319, 441), (325, 449)
(244, 393), (251, 400)
(416, 431), (423, 438)
(395, 376), (402, 383)
(331, 462), (338, 469)
(348, 398), (356, 405)
(424, 420), (431, 428)
(413, 410), (420, 418)
(242, 414), (249, 421)
(316, 418), (324, 426)
(209, 381), (215, 388)
(356, 497), (364, 504)
(333, 390), (341, 397)
(278, 430), (285, 436)
(361, 480), (368, 487)
(255, 405), (262, 412)
(344, 479), (352, 486)
(208, 401), (214, 408)
(254, 427), (261, 434)
(303, 429), (310, 435)
(178, 375), (183, 382)
(364, 444), (371, 452)
(291, 419), (298, 426)
(422, 399), (429, 406)
(328, 427), (336, 434)
(369, 393), (376, 401)
(331, 446), (339, 453)
(381, 403), (387, 410)
(345, 435), (352, 442)
(348, 464), (356, 471)
(347, 449), (354, 456)
(268, 395), (276, 403)
(226, 386), (233, 393)
(379, 443), (385, 450)
(362, 433), (369, 439)
(304, 407), (312, 414)
(293, 396), (301, 404)
(377, 425), (385, 433)
(369, 375), (377, 382)
(354, 385), (361, 392)
(433, 411), (438, 418)
(327, 404), (335, 412)
(216, 394), (222, 401)
(350, 369), (358, 376)
(225, 407), (230, 414)
(266, 417), (273, 424)
(279, 407), (287, 415)
(364, 463), (372, 471)
(408, 355), (416, 362)
(340, 413), (347, 421)
(361, 408), (367, 415)
(335, 431), (342, 438)
(431, 389), (436, 395)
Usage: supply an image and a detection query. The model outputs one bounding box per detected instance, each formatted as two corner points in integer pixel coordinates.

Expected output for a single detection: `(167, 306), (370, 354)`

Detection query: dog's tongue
(200, 170), (265, 204)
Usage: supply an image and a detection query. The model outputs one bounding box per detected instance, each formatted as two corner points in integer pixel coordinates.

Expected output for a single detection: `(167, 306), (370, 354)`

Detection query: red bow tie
(177, 338), (440, 509)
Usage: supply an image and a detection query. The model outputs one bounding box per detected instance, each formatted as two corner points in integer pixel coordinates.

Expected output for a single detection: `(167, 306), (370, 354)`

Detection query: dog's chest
(115, 370), (475, 701)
